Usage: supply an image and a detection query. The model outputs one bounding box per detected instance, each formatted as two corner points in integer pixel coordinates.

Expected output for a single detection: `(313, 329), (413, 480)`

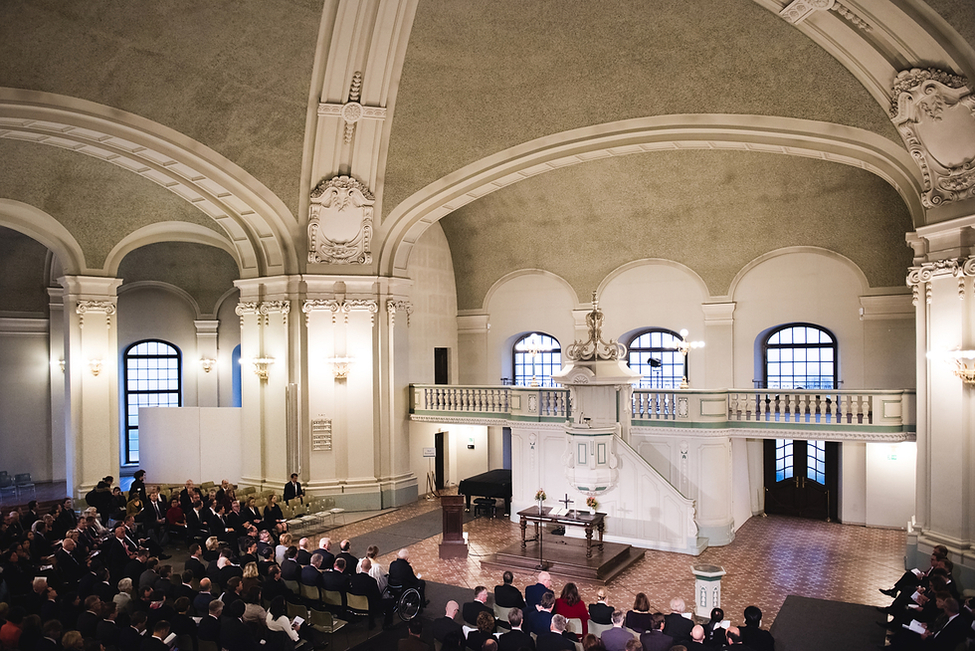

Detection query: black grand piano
(458, 469), (512, 516)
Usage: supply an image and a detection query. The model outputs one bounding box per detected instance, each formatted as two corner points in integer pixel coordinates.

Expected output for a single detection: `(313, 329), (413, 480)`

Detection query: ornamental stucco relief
(308, 175), (374, 265)
(891, 69), (975, 208)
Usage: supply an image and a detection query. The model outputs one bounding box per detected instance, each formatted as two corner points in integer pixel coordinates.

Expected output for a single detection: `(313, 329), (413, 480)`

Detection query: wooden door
(763, 439), (838, 520)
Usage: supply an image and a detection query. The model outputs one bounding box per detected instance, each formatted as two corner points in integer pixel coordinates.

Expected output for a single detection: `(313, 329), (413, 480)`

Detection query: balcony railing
(410, 384), (915, 440)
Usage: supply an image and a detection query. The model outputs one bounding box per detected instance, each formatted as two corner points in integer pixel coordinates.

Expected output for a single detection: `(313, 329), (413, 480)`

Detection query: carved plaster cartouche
(308, 175), (374, 265)
(891, 69), (975, 208)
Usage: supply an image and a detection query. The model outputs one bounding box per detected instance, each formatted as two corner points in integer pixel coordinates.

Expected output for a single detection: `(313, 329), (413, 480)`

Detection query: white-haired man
(663, 596), (694, 645)
(388, 548), (427, 608)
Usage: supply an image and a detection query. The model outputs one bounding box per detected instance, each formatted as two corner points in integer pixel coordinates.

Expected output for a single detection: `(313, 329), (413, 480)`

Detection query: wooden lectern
(439, 494), (468, 559)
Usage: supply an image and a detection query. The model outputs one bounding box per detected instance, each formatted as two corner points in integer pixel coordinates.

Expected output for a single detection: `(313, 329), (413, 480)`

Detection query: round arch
(0, 199), (87, 274)
(0, 88), (298, 278)
(728, 246), (871, 301)
(102, 222), (241, 277)
(379, 114), (924, 277)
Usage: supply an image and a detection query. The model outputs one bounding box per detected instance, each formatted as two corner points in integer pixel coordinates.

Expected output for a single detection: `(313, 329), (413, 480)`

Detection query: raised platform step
(481, 535), (644, 585)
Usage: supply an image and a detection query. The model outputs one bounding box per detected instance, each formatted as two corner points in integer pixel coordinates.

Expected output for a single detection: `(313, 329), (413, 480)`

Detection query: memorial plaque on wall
(311, 417), (332, 451)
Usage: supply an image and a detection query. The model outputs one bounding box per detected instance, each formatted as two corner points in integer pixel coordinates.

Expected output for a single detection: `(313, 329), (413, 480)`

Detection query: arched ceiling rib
(0, 89), (298, 278)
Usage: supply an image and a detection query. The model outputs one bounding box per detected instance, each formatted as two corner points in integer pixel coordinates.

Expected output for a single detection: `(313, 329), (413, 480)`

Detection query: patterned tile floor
(308, 492), (908, 628)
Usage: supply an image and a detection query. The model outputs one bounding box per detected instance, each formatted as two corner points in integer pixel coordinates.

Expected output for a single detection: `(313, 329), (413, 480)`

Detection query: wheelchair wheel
(397, 586), (421, 621)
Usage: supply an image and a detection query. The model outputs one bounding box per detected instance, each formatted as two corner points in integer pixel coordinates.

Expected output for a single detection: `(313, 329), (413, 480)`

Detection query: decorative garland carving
(235, 301), (259, 327)
(308, 175), (374, 265)
(259, 300), (291, 327)
(386, 300), (414, 327)
(779, 0), (870, 30)
(907, 257), (975, 305)
(565, 292), (626, 361)
(301, 298), (378, 326)
(890, 69), (975, 208)
(76, 300), (116, 329)
(317, 71), (388, 144)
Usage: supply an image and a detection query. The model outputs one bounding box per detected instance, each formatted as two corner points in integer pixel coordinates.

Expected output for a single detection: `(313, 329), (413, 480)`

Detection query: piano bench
(473, 497), (498, 518)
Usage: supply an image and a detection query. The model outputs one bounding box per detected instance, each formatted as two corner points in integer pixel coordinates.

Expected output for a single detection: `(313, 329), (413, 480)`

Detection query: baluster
(798, 393), (807, 423)
(786, 392), (795, 422)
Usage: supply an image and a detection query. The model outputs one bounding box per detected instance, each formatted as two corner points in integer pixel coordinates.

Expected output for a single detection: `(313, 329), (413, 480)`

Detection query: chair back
(346, 592), (370, 616)
(286, 599), (308, 622)
(589, 620), (613, 637)
(565, 617), (584, 635)
(283, 579), (300, 594)
(322, 589), (344, 608)
(298, 582), (320, 602)
(309, 606), (347, 634)
(493, 603), (515, 624)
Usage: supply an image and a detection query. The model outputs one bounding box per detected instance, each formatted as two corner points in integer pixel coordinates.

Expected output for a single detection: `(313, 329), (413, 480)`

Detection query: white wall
(865, 441), (916, 528)
(0, 320), (53, 480)
(408, 223), (459, 384)
(139, 407), (243, 484)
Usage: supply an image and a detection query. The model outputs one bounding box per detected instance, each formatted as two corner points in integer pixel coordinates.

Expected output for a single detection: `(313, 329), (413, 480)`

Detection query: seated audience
(495, 570), (526, 609)
(467, 611), (497, 651)
(738, 605), (774, 651)
(625, 592), (654, 633)
(602, 609), (636, 651)
(554, 582), (589, 636)
(589, 588), (614, 625)
(639, 612), (673, 651)
(663, 597), (694, 645)
(498, 607), (534, 651)
(537, 613), (576, 651)
(464, 586), (494, 627)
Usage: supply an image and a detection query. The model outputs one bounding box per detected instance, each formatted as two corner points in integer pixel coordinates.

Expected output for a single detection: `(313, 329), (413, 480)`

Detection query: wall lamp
(251, 357), (275, 381)
(200, 357), (217, 373)
(328, 356), (353, 379)
(928, 349), (975, 385)
(670, 328), (705, 389)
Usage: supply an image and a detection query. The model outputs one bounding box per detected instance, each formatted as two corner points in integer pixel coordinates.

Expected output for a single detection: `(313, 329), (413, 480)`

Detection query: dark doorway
(434, 430), (446, 490)
(434, 347), (449, 385)
(764, 438), (838, 521)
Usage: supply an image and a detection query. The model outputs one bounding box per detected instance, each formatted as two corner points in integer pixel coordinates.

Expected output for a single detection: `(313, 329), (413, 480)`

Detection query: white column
(908, 218), (975, 582)
(194, 320), (220, 407)
(48, 287), (67, 482)
(59, 275), (123, 496)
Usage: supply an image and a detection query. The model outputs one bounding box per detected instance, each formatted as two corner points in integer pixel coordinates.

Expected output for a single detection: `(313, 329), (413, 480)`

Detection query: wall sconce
(88, 358), (103, 376)
(251, 357), (275, 381)
(928, 349), (975, 384)
(670, 328), (705, 389)
(51, 359), (65, 373)
(200, 358), (217, 373)
(328, 356), (353, 379)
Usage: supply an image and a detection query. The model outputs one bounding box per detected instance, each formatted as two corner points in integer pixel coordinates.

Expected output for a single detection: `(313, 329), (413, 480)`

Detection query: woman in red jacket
(554, 582), (590, 637)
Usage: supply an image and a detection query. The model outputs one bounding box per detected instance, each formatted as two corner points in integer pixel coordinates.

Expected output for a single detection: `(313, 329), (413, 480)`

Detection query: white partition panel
(139, 407), (243, 485)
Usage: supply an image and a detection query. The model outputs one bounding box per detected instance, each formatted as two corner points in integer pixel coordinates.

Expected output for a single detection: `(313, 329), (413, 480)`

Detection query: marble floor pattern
(310, 492), (908, 628)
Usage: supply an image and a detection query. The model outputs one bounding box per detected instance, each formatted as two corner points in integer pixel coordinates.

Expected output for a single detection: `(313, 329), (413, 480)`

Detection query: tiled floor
(309, 492), (908, 628)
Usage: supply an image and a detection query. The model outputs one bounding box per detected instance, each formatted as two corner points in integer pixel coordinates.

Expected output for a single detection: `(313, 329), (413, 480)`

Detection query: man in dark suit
(311, 537), (332, 568)
(525, 571), (552, 610)
(526, 591), (555, 638)
(601, 610), (636, 651)
(192, 578), (215, 615)
(498, 607), (535, 651)
(737, 605), (774, 651)
(76, 595), (103, 639)
(281, 546), (301, 581)
(175, 569), (198, 603)
(283, 473), (305, 504)
(663, 597), (695, 646)
(495, 571), (525, 609)
(463, 586), (494, 627)
(589, 588), (614, 625)
(322, 558), (351, 598)
(296, 538), (314, 565)
(142, 491), (170, 550)
(536, 614), (575, 651)
(106, 525), (137, 584)
(118, 611), (148, 651)
(301, 553), (326, 588)
(430, 600), (463, 644)
(348, 558), (384, 629)
(197, 599), (223, 646)
(55, 538), (84, 590)
(262, 565), (292, 603)
(397, 618), (429, 651)
(639, 613), (674, 651)
(388, 548), (427, 608)
(337, 539), (358, 576)
(220, 599), (262, 651)
(36, 620), (63, 651)
(96, 601), (121, 649)
(140, 620), (171, 651)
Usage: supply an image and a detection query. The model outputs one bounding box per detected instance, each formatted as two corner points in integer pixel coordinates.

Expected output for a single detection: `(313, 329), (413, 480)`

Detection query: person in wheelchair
(388, 548), (428, 609)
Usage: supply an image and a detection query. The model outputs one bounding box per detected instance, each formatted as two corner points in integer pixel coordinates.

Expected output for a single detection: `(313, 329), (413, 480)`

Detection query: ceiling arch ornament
(308, 175), (374, 265)
(378, 114), (925, 277)
(0, 88), (298, 279)
(0, 199), (87, 275)
(102, 222), (241, 278)
(890, 68), (975, 209)
(754, 0), (975, 110)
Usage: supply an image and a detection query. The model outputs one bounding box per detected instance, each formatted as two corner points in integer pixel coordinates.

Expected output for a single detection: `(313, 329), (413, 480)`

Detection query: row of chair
(491, 603), (641, 651)
(0, 471), (35, 504)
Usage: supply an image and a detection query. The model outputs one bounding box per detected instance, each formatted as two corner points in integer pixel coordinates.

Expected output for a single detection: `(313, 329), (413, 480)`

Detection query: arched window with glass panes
(626, 329), (685, 389)
(123, 340), (181, 464)
(513, 333), (561, 387)
(763, 324), (837, 501)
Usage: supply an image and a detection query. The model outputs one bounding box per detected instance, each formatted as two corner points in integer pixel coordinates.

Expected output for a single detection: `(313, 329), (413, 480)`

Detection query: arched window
(763, 323), (837, 389)
(513, 333), (561, 387)
(123, 340), (181, 464)
(626, 329), (685, 389)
